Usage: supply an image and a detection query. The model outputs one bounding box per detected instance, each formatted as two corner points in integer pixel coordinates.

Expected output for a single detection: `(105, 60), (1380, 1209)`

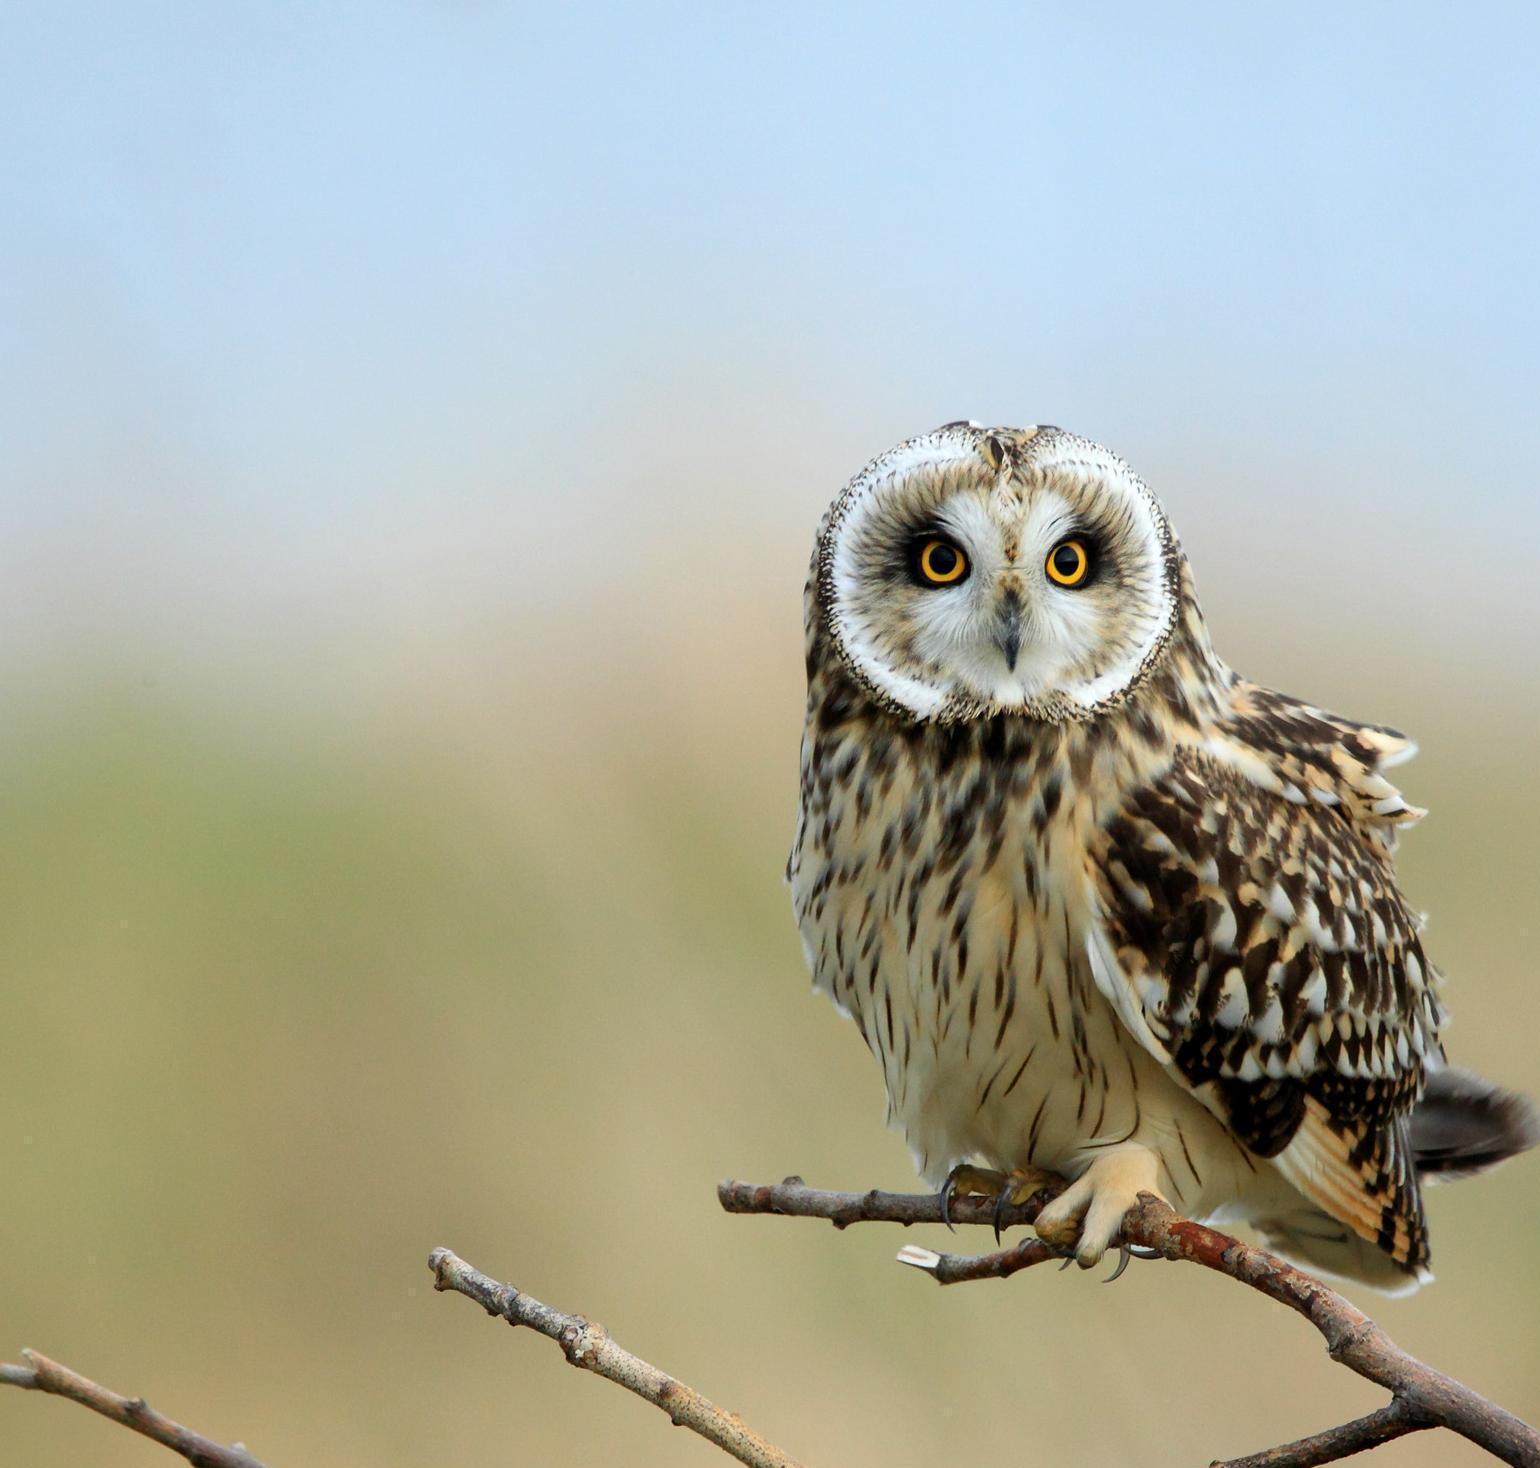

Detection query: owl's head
(815, 423), (1184, 723)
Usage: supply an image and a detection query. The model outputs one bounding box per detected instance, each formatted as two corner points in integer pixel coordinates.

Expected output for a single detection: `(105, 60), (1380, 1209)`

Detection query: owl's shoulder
(1197, 679), (1424, 848)
(1090, 676), (1435, 1040)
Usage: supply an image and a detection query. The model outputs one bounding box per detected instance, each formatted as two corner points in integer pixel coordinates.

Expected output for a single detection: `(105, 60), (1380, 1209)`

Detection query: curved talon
(939, 1163), (981, 1232)
(1104, 1246), (1133, 1284)
(1058, 1256), (1074, 1272)
(939, 1169), (961, 1232)
(1103, 1243), (1164, 1282)
(991, 1189), (1011, 1244)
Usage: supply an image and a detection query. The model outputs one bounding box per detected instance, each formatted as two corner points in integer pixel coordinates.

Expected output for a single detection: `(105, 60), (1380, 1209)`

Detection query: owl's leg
(1033, 1145), (1164, 1269)
(940, 1163), (1064, 1239)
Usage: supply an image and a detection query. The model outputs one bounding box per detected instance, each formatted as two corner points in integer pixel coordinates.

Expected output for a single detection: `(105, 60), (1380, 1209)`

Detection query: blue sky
(3, 3), (1536, 692)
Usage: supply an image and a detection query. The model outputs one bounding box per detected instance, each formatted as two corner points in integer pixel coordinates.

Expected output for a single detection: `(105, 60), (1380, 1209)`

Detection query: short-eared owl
(789, 423), (1537, 1290)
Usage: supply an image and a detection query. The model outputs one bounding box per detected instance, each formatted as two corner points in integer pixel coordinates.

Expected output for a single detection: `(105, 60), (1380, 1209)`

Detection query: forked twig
(718, 1177), (1540, 1468)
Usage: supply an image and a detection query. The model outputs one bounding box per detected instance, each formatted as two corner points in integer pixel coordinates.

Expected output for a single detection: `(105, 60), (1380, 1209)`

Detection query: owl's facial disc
(816, 425), (1181, 723)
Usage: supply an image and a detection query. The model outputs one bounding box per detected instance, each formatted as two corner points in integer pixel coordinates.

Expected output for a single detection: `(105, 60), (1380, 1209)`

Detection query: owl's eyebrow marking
(908, 520), (957, 540)
(1038, 512), (1084, 543)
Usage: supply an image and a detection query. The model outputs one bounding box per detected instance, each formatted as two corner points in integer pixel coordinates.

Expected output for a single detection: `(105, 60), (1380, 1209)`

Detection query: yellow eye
(1046, 538), (1090, 587)
(917, 539), (968, 586)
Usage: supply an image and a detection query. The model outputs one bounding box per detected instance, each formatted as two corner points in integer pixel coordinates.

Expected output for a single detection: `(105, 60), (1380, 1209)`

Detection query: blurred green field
(4, 605), (1537, 1467)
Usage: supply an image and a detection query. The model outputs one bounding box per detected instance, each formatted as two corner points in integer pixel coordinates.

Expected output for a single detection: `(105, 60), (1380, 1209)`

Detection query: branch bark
(428, 1246), (804, 1468)
(1211, 1401), (1422, 1468)
(0, 1349), (267, 1468)
(719, 1176), (1540, 1468)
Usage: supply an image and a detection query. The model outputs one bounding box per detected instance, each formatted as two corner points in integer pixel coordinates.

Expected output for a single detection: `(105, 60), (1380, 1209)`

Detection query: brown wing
(1085, 688), (1444, 1275)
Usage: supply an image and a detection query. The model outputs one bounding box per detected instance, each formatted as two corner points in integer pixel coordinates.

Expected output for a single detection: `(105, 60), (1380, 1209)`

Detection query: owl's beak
(993, 586), (1023, 672)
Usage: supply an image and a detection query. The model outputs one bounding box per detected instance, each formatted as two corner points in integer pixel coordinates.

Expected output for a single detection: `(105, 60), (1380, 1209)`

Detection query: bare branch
(720, 1177), (1540, 1468)
(1210, 1400), (1421, 1468)
(0, 1349), (267, 1468)
(715, 1173), (1063, 1230)
(428, 1247), (804, 1468)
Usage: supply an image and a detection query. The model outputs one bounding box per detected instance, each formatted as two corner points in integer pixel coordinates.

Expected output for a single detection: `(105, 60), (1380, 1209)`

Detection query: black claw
(939, 1169), (960, 1232)
(991, 1189), (1012, 1245)
(1104, 1246), (1133, 1284)
(1057, 1256), (1074, 1272)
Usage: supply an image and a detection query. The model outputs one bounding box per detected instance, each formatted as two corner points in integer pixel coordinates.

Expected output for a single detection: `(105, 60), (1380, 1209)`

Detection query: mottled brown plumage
(789, 423), (1536, 1290)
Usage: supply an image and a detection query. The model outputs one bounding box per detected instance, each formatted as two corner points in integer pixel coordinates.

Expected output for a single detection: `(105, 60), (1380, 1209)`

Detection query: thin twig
(1210, 1400), (1422, 1468)
(895, 1236), (1063, 1283)
(0, 1350), (267, 1468)
(715, 1172), (1062, 1231)
(720, 1177), (1540, 1468)
(428, 1246), (804, 1468)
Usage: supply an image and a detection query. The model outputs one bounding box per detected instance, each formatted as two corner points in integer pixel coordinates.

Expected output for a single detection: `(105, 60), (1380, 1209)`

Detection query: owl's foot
(1033, 1146), (1164, 1270)
(940, 1164), (1065, 1241)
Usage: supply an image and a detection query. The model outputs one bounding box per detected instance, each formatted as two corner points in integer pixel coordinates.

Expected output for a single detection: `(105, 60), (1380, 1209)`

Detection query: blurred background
(4, 4), (1538, 1465)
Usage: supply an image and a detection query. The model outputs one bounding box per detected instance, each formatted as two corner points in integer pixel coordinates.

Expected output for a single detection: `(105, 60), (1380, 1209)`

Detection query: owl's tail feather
(1411, 1067), (1540, 1183)
(1250, 1207), (1430, 1295)
(1247, 1069), (1537, 1293)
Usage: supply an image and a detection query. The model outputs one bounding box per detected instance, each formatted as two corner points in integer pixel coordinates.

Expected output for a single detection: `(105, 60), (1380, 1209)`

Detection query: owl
(789, 422), (1537, 1290)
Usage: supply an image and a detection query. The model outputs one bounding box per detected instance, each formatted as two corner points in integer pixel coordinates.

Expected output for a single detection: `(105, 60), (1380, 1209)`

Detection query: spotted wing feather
(1085, 687), (1444, 1274)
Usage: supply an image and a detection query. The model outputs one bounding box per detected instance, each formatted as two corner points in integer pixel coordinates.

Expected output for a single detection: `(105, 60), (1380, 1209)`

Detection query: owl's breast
(790, 702), (1157, 1184)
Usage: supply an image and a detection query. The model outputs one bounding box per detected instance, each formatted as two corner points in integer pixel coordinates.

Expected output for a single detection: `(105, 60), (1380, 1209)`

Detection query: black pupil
(928, 543), (958, 577)
(1053, 543), (1081, 577)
